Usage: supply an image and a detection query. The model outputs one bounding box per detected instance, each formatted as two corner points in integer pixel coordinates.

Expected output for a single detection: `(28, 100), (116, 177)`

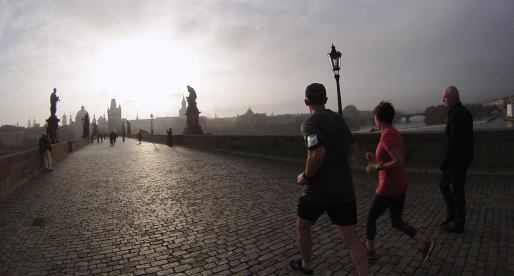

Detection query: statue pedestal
(46, 115), (60, 144)
(183, 125), (203, 135)
(183, 110), (203, 135)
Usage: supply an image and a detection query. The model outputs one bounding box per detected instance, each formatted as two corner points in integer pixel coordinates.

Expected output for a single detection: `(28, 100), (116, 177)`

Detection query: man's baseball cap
(305, 83), (326, 103)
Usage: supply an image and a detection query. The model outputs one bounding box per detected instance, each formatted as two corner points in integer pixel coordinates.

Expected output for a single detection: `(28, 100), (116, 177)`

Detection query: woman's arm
(366, 145), (404, 172)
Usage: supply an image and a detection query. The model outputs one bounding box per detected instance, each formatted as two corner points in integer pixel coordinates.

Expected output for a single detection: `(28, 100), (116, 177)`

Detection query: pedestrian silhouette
(137, 131), (143, 144)
(110, 131), (117, 147)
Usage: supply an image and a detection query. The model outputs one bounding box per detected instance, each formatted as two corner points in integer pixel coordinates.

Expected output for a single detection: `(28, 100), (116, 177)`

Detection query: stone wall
(351, 129), (514, 174)
(0, 138), (91, 201)
(139, 134), (168, 145)
(138, 129), (514, 175)
(68, 138), (91, 153)
(180, 134), (304, 162)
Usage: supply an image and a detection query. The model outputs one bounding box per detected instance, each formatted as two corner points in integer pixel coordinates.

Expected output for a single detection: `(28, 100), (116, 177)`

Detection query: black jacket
(440, 102), (473, 170)
(38, 135), (51, 154)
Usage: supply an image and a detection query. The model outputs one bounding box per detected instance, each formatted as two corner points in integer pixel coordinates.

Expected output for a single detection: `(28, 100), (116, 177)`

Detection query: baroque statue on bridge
(183, 85), (203, 135)
(50, 88), (60, 117)
(46, 88), (60, 144)
(82, 112), (90, 138)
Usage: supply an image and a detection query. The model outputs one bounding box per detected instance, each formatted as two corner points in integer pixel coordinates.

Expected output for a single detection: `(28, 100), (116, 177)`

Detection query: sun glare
(89, 36), (202, 99)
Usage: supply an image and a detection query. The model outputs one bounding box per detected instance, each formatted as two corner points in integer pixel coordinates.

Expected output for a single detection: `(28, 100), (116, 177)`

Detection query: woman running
(364, 101), (434, 262)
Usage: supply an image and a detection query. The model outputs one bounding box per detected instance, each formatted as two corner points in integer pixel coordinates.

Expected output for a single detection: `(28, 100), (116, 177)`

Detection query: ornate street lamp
(328, 44), (343, 115)
(150, 114), (154, 135)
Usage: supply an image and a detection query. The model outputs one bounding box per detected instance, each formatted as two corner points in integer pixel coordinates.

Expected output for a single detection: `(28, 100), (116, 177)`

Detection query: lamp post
(150, 114), (154, 135)
(328, 44), (343, 116)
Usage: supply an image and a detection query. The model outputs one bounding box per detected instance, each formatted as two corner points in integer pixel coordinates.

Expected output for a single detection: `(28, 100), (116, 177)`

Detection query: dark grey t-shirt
(300, 109), (355, 204)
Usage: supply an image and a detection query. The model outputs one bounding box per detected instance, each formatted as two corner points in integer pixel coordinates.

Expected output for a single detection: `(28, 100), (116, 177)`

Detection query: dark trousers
(366, 193), (417, 240)
(439, 168), (467, 224)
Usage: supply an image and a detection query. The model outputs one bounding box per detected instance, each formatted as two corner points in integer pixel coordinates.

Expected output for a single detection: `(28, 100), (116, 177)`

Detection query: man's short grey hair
(445, 85), (460, 100)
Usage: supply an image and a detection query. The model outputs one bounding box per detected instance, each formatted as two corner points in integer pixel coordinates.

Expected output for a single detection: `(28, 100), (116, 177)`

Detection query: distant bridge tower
(107, 99), (122, 133)
(179, 96), (186, 117)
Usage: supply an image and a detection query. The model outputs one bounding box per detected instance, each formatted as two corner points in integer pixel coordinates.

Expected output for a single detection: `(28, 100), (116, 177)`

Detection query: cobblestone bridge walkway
(0, 140), (512, 275)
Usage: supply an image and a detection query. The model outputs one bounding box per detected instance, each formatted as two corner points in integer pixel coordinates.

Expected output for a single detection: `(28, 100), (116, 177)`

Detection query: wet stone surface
(0, 140), (512, 275)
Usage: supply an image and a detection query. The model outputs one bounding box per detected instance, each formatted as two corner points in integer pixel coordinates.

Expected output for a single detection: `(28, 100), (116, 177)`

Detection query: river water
(357, 117), (514, 133)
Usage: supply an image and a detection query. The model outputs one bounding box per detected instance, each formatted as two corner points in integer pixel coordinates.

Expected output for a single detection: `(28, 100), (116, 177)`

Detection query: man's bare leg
(297, 217), (313, 269)
(337, 225), (368, 276)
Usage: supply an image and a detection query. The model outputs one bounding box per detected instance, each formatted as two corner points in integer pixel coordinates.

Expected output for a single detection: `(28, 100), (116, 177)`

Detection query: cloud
(0, 0), (513, 125)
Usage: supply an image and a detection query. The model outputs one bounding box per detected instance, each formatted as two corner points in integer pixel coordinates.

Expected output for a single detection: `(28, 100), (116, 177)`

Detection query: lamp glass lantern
(329, 44), (342, 76)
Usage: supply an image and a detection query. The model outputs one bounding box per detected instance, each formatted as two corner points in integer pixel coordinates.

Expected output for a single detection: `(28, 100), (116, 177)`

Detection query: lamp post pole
(328, 44), (343, 116)
(335, 73), (342, 116)
(150, 114), (154, 135)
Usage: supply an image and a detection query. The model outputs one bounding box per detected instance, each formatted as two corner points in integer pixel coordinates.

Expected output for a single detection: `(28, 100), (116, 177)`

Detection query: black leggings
(366, 193), (417, 240)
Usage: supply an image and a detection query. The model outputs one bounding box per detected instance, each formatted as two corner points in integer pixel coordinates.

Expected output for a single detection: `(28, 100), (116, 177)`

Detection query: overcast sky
(1, 0), (513, 126)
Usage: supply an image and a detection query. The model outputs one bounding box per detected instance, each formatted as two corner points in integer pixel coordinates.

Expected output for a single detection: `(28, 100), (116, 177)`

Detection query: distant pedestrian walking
(166, 128), (173, 147)
(439, 86), (473, 233)
(364, 102), (433, 262)
(290, 83), (368, 276)
(110, 131), (117, 147)
(137, 131), (143, 144)
(121, 122), (126, 142)
(38, 133), (53, 171)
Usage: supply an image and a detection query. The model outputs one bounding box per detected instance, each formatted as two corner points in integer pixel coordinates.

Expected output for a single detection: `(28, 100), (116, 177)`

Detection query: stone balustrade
(138, 129), (514, 175)
(4, 129), (511, 201)
(0, 138), (90, 201)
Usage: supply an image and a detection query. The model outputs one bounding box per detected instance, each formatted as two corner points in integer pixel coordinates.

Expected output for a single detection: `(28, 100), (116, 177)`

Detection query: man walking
(121, 122), (126, 142)
(289, 83), (368, 275)
(439, 85), (473, 233)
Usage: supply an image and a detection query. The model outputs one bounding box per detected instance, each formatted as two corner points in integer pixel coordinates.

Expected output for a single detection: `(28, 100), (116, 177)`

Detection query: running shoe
(362, 240), (377, 261)
(289, 258), (313, 275)
(421, 240), (434, 263)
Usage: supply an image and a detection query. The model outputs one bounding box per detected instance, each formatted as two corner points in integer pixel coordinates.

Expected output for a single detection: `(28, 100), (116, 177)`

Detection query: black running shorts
(297, 196), (357, 226)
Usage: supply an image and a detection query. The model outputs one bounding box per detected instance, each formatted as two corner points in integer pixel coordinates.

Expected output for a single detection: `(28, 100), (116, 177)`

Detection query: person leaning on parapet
(439, 85), (473, 233)
(363, 101), (433, 263)
(289, 83), (368, 276)
(38, 133), (53, 171)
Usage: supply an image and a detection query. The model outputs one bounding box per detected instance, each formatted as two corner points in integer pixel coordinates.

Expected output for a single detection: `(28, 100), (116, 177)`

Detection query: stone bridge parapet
(139, 129), (514, 175)
(0, 138), (90, 201)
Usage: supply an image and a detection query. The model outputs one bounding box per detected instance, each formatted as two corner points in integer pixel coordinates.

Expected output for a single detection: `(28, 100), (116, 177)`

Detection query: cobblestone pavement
(0, 140), (512, 276)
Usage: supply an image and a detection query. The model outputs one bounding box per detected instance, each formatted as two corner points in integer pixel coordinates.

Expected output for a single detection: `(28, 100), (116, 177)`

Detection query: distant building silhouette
(179, 96), (187, 117)
(236, 108), (267, 128)
(74, 106), (89, 138)
(62, 114), (68, 126)
(483, 95), (514, 114)
(0, 124), (43, 153)
(75, 106), (88, 125)
(202, 108), (309, 135)
(506, 104), (513, 118)
(97, 114), (108, 134)
(108, 99), (122, 133)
